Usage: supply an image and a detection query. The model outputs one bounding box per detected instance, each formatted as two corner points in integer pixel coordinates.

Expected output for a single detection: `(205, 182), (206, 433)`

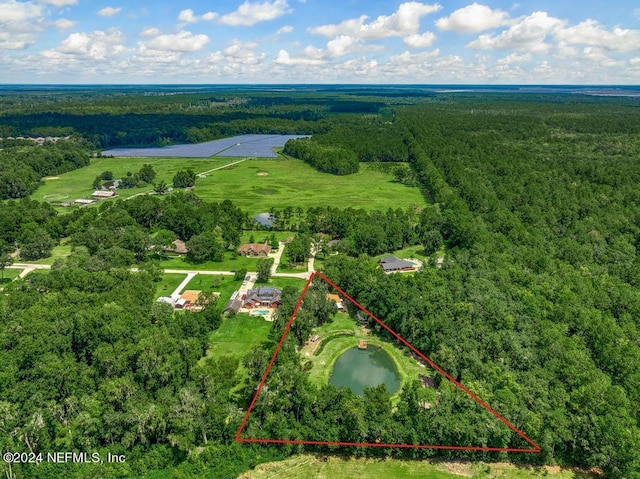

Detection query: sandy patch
(256, 171), (268, 176)
(42, 176), (60, 180)
(438, 460), (474, 477)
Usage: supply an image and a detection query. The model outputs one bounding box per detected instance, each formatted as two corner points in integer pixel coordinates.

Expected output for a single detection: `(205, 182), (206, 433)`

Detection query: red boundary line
(235, 272), (541, 453)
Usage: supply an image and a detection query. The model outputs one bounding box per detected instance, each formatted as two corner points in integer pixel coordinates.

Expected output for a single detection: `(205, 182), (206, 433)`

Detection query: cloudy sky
(1, 0), (639, 84)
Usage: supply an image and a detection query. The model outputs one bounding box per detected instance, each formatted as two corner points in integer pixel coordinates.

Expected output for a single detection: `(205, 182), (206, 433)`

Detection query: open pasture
(192, 159), (424, 215)
(32, 156), (424, 215)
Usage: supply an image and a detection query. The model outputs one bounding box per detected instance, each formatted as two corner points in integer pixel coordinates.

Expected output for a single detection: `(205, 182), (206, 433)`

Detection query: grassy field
(0, 268), (22, 284)
(301, 313), (430, 402)
(31, 157), (425, 216)
(24, 241), (73, 265)
(158, 251), (264, 272)
(154, 273), (187, 298)
(239, 455), (577, 479)
(32, 156), (230, 205)
(268, 276), (308, 292)
(240, 230), (292, 244)
(207, 314), (272, 360)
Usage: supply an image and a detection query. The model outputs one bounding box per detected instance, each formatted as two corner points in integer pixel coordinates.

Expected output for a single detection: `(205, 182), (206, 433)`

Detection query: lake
(329, 346), (401, 396)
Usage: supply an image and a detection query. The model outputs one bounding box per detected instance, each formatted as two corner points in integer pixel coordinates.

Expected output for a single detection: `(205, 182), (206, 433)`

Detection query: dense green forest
(1, 89), (640, 478)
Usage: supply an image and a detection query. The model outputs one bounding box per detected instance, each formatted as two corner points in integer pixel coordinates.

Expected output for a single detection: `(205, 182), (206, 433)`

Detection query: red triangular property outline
(235, 272), (541, 453)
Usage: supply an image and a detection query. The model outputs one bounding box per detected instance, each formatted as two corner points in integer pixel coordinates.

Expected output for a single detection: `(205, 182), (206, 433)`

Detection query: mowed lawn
(1, 268), (22, 284)
(194, 159), (424, 215)
(32, 156), (425, 215)
(154, 273), (187, 299)
(239, 455), (576, 479)
(207, 314), (272, 359)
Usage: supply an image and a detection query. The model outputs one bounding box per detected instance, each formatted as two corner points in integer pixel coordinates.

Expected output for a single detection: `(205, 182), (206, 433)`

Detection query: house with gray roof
(378, 256), (416, 273)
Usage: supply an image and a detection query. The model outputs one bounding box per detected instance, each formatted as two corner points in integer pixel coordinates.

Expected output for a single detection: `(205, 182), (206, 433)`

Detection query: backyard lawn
(207, 314), (272, 361)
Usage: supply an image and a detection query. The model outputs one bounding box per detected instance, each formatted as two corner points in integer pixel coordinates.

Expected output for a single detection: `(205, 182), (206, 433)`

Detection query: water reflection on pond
(329, 346), (400, 396)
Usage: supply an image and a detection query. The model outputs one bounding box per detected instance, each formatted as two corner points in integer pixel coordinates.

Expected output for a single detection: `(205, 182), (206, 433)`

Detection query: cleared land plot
(207, 314), (272, 360)
(240, 230), (292, 244)
(158, 251), (268, 272)
(266, 276), (307, 292)
(32, 157), (424, 216)
(193, 160), (424, 215)
(239, 455), (577, 479)
(102, 134), (310, 158)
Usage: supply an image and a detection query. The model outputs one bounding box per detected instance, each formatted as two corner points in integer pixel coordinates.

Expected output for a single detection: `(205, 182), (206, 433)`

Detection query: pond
(329, 346), (401, 396)
(254, 212), (276, 227)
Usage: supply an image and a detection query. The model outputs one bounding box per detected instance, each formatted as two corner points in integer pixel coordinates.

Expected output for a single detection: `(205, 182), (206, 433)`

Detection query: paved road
(7, 264), (312, 280)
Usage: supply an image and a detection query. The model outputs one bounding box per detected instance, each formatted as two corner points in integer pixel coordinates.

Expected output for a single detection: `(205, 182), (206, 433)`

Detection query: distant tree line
(283, 138), (359, 175)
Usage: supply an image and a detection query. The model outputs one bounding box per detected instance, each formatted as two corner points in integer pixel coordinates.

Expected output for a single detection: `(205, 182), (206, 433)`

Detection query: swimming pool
(251, 309), (270, 316)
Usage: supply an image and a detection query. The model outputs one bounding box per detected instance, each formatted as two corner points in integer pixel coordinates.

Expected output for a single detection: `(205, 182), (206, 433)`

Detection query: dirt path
(198, 157), (250, 177)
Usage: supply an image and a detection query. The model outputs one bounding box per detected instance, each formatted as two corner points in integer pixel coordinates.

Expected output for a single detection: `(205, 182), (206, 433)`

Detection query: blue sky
(1, 0), (639, 83)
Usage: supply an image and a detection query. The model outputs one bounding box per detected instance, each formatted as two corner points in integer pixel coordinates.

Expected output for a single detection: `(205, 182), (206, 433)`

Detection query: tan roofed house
(327, 293), (346, 312)
(92, 190), (116, 199)
(237, 243), (271, 257)
(165, 239), (188, 255)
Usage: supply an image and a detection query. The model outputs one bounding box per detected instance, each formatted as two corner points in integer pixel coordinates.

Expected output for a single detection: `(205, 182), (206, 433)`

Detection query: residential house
(174, 290), (202, 310)
(378, 256), (416, 273)
(243, 286), (282, 309)
(92, 190), (116, 199)
(165, 239), (188, 255)
(237, 243), (271, 257)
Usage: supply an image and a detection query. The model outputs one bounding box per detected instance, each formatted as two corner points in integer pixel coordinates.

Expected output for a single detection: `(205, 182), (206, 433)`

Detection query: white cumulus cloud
(0, 1), (42, 23)
(310, 2), (442, 39)
(177, 8), (218, 24)
(497, 52), (531, 65)
(98, 7), (122, 17)
(554, 20), (640, 52)
(219, 0), (291, 26)
(275, 49), (325, 65)
(436, 3), (510, 33)
(403, 31), (436, 48)
(143, 30), (210, 53)
(178, 9), (198, 23)
(467, 11), (565, 53)
(52, 18), (75, 29)
(36, 0), (77, 5)
(277, 25), (293, 34)
(55, 29), (127, 59)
